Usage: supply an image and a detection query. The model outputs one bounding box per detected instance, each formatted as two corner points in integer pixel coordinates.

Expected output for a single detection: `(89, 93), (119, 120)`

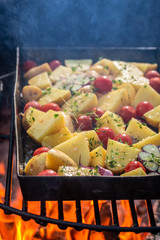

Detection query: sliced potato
(133, 85), (160, 108)
(90, 146), (107, 167)
(61, 93), (97, 116)
(120, 167), (147, 176)
(55, 133), (90, 166)
(133, 132), (160, 149)
(143, 105), (160, 128)
(91, 58), (121, 76)
(24, 63), (52, 80)
(98, 88), (129, 113)
(65, 59), (92, 71)
(38, 87), (71, 106)
(105, 139), (140, 174)
(22, 85), (42, 102)
(27, 110), (65, 143)
(25, 152), (47, 176)
(46, 149), (77, 172)
(97, 110), (125, 135)
(28, 72), (52, 89)
(126, 118), (156, 141)
(22, 107), (45, 130)
(50, 65), (72, 83)
(42, 127), (72, 148)
(130, 62), (157, 74)
(117, 83), (136, 105)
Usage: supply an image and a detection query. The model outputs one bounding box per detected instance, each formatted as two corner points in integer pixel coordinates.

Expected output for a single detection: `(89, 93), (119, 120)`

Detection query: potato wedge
(24, 63), (52, 80)
(90, 146), (107, 167)
(126, 118), (156, 141)
(120, 167), (147, 176)
(25, 152), (47, 176)
(42, 127), (72, 148)
(27, 110), (65, 143)
(22, 85), (42, 102)
(55, 133), (90, 166)
(143, 105), (160, 128)
(133, 85), (160, 108)
(46, 149), (77, 172)
(22, 107), (45, 130)
(28, 72), (52, 89)
(105, 139), (140, 174)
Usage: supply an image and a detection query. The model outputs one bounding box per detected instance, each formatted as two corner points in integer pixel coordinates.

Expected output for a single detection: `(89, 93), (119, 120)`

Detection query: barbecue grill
(0, 47), (160, 235)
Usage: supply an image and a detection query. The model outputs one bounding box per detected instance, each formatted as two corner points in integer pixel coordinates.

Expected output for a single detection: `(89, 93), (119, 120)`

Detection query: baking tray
(15, 47), (160, 201)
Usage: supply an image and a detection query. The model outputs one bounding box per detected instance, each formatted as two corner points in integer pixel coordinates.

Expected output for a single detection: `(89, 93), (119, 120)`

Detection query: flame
(0, 163), (149, 240)
(0, 182), (148, 240)
(0, 163), (5, 175)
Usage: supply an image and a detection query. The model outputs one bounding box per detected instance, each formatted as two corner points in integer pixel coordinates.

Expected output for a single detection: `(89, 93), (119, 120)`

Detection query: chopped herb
(42, 87), (52, 96)
(54, 114), (59, 118)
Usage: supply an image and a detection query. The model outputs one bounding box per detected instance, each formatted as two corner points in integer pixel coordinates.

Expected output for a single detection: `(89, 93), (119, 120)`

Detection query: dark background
(0, 0), (160, 73)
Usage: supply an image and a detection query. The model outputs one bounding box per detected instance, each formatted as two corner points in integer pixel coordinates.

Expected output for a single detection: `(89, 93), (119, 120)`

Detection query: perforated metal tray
(15, 47), (160, 201)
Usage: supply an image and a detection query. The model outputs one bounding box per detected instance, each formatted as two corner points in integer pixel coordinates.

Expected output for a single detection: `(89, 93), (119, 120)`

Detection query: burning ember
(0, 100), (159, 240)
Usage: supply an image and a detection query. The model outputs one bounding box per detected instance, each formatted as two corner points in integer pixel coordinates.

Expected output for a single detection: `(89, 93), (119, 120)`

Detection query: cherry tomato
(33, 147), (50, 156)
(125, 161), (146, 173)
(145, 70), (160, 79)
(149, 77), (160, 94)
(113, 133), (132, 145)
(24, 101), (41, 112)
(76, 115), (92, 131)
(22, 60), (37, 73)
(96, 127), (115, 147)
(49, 60), (61, 71)
(136, 101), (154, 117)
(93, 76), (112, 93)
(119, 106), (136, 123)
(90, 107), (104, 124)
(38, 169), (58, 176)
(40, 103), (61, 112)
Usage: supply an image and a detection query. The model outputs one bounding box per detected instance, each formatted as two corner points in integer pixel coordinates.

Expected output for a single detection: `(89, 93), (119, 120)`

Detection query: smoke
(0, 0), (160, 51)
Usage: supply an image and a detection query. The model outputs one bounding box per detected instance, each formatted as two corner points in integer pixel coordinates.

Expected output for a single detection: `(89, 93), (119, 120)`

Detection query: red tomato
(145, 70), (160, 79)
(149, 77), (160, 93)
(90, 107), (104, 124)
(24, 101), (41, 112)
(38, 169), (58, 176)
(49, 60), (61, 71)
(113, 133), (132, 145)
(22, 60), (37, 73)
(93, 76), (112, 93)
(136, 101), (154, 117)
(118, 106), (136, 123)
(96, 127), (115, 147)
(76, 115), (92, 131)
(40, 103), (61, 112)
(33, 147), (50, 156)
(125, 161), (146, 173)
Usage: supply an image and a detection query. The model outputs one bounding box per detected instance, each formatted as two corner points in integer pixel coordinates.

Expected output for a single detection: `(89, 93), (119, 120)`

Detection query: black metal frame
(0, 49), (160, 235)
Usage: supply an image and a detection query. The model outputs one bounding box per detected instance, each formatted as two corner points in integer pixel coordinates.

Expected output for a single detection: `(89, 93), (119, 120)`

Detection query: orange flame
(0, 162), (148, 240)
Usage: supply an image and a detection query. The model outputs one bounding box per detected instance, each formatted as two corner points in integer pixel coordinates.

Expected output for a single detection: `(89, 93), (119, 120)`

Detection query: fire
(0, 162), (149, 240)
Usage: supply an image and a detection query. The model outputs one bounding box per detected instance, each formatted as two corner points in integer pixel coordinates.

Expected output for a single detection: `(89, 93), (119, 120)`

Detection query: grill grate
(0, 72), (160, 235)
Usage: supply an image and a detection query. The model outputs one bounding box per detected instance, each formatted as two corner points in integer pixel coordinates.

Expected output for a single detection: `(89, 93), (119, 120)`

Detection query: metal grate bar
(129, 200), (139, 227)
(75, 200), (83, 231)
(111, 200), (119, 226)
(38, 201), (47, 227)
(0, 202), (160, 234)
(22, 200), (30, 221)
(76, 200), (82, 223)
(0, 135), (10, 139)
(58, 200), (67, 230)
(146, 199), (156, 227)
(93, 200), (101, 226)
(4, 97), (15, 209)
